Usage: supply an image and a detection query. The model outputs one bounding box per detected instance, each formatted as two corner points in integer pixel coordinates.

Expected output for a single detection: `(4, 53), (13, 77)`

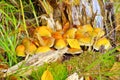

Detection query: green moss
(64, 50), (116, 79)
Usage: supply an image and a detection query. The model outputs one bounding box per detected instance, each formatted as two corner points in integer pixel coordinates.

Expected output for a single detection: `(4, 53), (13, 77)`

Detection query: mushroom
(78, 24), (93, 33)
(35, 46), (51, 54)
(78, 36), (94, 46)
(52, 31), (63, 40)
(63, 28), (77, 39)
(93, 37), (111, 51)
(42, 36), (55, 47)
(22, 38), (37, 55)
(93, 27), (105, 38)
(78, 35), (94, 51)
(34, 26), (52, 37)
(25, 42), (37, 55)
(66, 39), (81, 49)
(67, 48), (83, 54)
(75, 29), (84, 39)
(16, 44), (25, 57)
(54, 39), (67, 49)
(22, 38), (31, 47)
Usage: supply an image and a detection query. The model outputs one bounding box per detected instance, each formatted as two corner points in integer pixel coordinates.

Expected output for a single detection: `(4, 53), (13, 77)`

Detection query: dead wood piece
(3, 48), (68, 77)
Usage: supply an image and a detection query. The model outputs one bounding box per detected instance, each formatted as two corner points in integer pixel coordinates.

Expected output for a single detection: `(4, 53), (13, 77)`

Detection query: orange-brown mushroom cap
(16, 44), (25, 57)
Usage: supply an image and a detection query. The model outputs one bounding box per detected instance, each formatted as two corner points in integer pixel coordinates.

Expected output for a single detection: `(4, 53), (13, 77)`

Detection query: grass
(0, 1), (20, 66)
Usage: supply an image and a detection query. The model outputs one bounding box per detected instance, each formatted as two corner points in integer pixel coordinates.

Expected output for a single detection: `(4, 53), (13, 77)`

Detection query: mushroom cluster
(16, 23), (111, 57)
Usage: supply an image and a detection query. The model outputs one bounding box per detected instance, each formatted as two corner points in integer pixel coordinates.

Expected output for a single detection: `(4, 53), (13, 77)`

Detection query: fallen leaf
(41, 70), (53, 80)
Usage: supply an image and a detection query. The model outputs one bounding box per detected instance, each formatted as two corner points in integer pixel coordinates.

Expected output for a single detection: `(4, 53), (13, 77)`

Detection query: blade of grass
(29, 0), (39, 26)
(19, 0), (29, 37)
(84, 47), (118, 71)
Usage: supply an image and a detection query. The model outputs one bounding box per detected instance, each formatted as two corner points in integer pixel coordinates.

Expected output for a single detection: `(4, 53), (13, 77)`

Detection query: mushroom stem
(88, 46), (92, 51)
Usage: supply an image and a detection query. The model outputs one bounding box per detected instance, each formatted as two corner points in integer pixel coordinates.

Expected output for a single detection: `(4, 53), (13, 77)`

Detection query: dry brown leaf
(85, 76), (93, 80)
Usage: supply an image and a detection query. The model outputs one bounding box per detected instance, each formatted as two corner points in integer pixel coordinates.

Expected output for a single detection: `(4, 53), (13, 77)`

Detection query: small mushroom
(75, 29), (85, 39)
(93, 27), (105, 38)
(63, 28), (77, 39)
(67, 48), (83, 54)
(78, 36), (94, 46)
(54, 39), (67, 49)
(25, 42), (37, 55)
(52, 31), (63, 40)
(93, 37), (111, 51)
(34, 26), (52, 37)
(35, 46), (51, 54)
(66, 39), (81, 49)
(78, 36), (94, 51)
(22, 38), (37, 55)
(78, 24), (93, 33)
(16, 45), (25, 57)
(42, 36), (55, 47)
(22, 38), (31, 47)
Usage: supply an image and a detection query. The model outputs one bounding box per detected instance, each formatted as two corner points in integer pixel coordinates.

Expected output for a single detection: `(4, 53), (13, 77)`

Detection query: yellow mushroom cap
(93, 27), (105, 38)
(22, 38), (37, 54)
(67, 48), (83, 54)
(63, 28), (77, 39)
(25, 42), (37, 55)
(66, 39), (80, 49)
(78, 36), (94, 46)
(54, 39), (67, 49)
(34, 26), (52, 37)
(35, 46), (51, 54)
(82, 24), (93, 33)
(16, 45), (25, 57)
(75, 29), (85, 39)
(22, 38), (31, 46)
(93, 37), (111, 50)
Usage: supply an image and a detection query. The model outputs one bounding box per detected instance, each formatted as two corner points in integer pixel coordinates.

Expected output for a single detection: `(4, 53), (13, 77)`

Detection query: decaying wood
(2, 48), (68, 77)
(66, 72), (79, 80)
